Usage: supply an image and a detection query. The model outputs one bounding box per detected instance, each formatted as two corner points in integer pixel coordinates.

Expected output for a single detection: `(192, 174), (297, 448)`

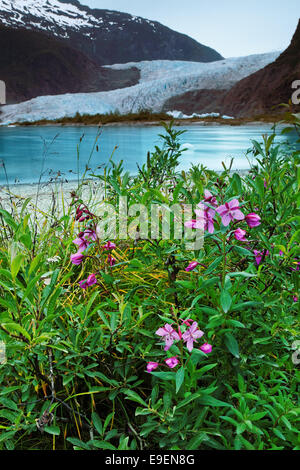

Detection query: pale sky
(80, 0), (299, 58)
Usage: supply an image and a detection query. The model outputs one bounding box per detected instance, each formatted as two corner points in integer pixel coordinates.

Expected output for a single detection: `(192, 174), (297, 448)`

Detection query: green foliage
(0, 119), (299, 450)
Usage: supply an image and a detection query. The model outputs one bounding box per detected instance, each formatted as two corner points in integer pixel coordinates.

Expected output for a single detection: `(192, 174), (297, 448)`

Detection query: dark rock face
(163, 89), (227, 115)
(220, 19), (300, 117)
(0, 25), (140, 104)
(0, 0), (223, 65)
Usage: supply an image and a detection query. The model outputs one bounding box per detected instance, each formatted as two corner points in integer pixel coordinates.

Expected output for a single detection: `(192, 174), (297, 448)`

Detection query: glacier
(0, 52), (280, 125)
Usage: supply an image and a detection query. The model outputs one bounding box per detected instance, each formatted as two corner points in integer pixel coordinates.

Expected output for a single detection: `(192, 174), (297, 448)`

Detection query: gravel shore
(0, 179), (102, 215)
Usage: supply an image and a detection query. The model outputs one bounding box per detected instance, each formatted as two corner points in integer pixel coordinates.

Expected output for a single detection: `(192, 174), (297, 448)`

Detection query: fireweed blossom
(156, 324), (180, 351)
(185, 208), (215, 234)
(234, 228), (247, 242)
(245, 213), (261, 228)
(216, 199), (245, 227)
(73, 236), (89, 253)
(202, 189), (218, 208)
(79, 274), (97, 290)
(182, 322), (204, 352)
(147, 362), (159, 373)
(165, 357), (180, 369)
(200, 343), (213, 354)
(83, 228), (97, 241)
(75, 205), (94, 223)
(254, 249), (269, 266)
(103, 241), (117, 251)
(107, 254), (116, 266)
(71, 253), (84, 266)
(185, 261), (199, 272)
(196, 207), (215, 234)
(185, 189), (217, 234)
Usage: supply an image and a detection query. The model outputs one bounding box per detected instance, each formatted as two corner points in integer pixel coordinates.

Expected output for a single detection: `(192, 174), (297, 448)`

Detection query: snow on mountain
(0, 0), (103, 36)
(0, 52), (280, 125)
(0, 0), (223, 64)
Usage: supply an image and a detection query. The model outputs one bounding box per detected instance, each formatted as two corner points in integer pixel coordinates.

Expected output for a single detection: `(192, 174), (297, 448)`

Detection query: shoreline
(0, 179), (101, 214)
(3, 119), (281, 129)
(0, 113), (285, 129)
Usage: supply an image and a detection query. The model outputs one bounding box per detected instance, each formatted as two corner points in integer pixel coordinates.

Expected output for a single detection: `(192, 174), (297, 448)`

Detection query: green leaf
(151, 371), (176, 381)
(67, 437), (90, 450)
(224, 333), (240, 358)
(11, 254), (24, 280)
(205, 256), (223, 275)
(197, 395), (231, 407)
(90, 440), (116, 450)
(233, 246), (254, 258)
(220, 290), (232, 313)
(186, 432), (208, 450)
(91, 412), (103, 436)
(1, 322), (31, 342)
(175, 367), (185, 394)
(0, 209), (18, 231)
(124, 390), (147, 407)
(44, 425), (60, 436)
(0, 397), (19, 411)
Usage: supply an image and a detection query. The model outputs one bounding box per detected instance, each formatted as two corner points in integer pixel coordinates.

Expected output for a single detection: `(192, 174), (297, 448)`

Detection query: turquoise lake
(0, 124), (295, 184)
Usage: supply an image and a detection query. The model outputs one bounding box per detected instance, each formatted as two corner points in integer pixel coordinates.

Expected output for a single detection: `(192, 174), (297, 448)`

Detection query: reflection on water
(0, 124), (295, 184)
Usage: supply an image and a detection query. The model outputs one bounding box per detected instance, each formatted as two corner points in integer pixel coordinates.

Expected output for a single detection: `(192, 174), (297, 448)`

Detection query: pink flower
(107, 254), (116, 266)
(196, 207), (215, 234)
(185, 261), (199, 272)
(200, 343), (213, 354)
(79, 280), (88, 290)
(245, 213), (261, 228)
(156, 324), (180, 351)
(73, 237), (89, 253)
(147, 362), (159, 373)
(79, 273), (97, 290)
(87, 274), (97, 285)
(202, 190), (218, 208)
(254, 249), (269, 266)
(185, 202), (215, 234)
(293, 296), (298, 303)
(185, 219), (201, 229)
(165, 357), (179, 369)
(71, 252), (84, 265)
(234, 228), (247, 242)
(83, 229), (97, 241)
(182, 322), (204, 352)
(103, 241), (117, 251)
(216, 199), (245, 227)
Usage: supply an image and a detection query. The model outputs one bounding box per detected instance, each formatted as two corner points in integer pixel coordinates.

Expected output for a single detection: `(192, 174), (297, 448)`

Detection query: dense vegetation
(17, 109), (290, 127)
(0, 114), (299, 450)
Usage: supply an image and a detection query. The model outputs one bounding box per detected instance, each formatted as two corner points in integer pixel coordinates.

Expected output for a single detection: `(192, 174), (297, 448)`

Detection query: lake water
(0, 124), (294, 184)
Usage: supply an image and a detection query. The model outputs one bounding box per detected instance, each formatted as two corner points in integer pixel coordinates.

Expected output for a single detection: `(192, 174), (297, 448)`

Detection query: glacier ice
(0, 52), (280, 125)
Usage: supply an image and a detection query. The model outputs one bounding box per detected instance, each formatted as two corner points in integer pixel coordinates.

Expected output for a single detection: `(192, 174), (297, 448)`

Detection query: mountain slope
(220, 19), (300, 117)
(0, 25), (140, 104)
(0, 0), (223, 64)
